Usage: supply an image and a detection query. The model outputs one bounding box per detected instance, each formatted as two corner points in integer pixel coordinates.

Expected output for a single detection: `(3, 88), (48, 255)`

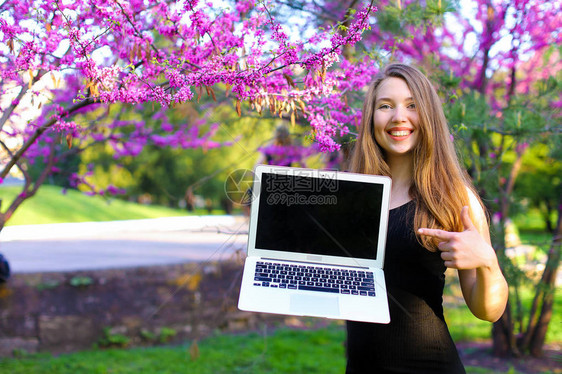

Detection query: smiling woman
(346, 63), (508, 374)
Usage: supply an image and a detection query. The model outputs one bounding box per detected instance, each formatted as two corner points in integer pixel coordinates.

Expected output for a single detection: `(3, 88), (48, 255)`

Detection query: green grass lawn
(0, 185), (225, 226)
(512, 208), (556, 233)
(0, 326), (346, 374)
(0, 325), (537, 374)
(444, 271), (561, 345)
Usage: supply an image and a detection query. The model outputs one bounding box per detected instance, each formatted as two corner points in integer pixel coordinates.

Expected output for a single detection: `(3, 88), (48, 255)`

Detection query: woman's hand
(417, 206), (496, 270)
(418, 204), (508, 321)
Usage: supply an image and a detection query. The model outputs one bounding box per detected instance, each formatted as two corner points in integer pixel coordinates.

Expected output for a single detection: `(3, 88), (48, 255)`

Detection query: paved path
(0, 215), (249, 273)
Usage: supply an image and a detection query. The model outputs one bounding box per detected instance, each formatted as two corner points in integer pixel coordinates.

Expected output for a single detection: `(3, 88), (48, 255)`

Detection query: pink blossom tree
(0, 0), (376, 231)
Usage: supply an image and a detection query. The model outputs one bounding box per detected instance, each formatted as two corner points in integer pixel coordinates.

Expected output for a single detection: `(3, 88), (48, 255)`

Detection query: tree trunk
(529, 288), (556, 357)
(522, 200), (562, 356)
(491, 206), (521, 356)
(491, 140), (530, 356)
(544, 199), (554, 233)
(492, 301), (519, 356)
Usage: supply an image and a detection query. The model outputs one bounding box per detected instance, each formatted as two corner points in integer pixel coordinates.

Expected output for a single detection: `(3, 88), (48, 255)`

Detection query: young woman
(346, 63), (508, 373)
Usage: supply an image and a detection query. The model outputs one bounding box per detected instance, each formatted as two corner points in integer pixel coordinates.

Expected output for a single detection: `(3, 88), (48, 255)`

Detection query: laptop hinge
(260, 257), (369, 269)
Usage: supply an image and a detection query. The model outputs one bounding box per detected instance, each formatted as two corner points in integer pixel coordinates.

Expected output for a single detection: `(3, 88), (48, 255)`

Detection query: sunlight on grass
(446, 305), (493, 342)
(513, 208), (556, 233)
(0, 326), (347, 374)
(0, 185), (194, 226)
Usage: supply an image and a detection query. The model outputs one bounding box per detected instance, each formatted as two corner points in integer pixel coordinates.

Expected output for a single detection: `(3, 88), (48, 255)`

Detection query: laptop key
(255, 276), (272, 282)
(357, 286), (374, 292)
(299, 285), (340, 293)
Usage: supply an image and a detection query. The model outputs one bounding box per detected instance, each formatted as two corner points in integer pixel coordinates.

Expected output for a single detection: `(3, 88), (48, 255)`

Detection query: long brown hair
(349, 63), (483, 251)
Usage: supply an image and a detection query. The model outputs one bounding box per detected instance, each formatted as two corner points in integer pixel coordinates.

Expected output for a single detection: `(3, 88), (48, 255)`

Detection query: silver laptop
(238, 165), (391, 323)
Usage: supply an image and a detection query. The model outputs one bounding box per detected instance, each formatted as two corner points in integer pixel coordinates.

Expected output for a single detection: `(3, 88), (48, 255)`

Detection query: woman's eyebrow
(376, 96), (414, 102)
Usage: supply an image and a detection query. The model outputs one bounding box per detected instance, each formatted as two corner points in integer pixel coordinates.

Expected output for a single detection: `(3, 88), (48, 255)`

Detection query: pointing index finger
(417, 228), (453, 241)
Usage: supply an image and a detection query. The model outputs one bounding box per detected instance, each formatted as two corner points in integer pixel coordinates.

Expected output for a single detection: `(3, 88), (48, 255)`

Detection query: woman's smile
(387, 127), (414, 140)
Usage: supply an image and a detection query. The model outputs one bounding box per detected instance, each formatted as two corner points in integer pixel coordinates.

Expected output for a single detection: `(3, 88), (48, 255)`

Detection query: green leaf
(69, 276), (94, 287)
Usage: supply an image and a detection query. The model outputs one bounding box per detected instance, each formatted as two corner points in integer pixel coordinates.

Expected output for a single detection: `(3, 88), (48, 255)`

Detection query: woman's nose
(392, 105), (407, 122)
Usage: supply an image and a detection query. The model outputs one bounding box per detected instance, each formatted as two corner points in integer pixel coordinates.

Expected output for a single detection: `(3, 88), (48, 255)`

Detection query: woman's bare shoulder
(465, 186), (490, 237)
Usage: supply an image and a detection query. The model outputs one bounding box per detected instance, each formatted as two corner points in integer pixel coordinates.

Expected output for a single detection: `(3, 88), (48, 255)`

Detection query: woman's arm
(417, 191), (508, 322)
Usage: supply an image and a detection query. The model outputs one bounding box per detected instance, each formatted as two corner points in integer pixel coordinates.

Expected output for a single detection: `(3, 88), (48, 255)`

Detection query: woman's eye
(407, 103), (416, 109)
(378, 104), (391, 110)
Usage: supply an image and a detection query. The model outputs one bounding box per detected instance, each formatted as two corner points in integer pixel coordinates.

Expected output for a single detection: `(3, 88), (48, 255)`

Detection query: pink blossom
(515, 142), (529, 154)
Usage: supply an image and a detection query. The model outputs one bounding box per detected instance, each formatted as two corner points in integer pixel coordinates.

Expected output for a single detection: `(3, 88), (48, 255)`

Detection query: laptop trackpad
(290, 294), (340, 316)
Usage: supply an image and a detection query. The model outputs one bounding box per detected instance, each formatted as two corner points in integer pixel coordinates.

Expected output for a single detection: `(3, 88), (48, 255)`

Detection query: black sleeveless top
(346, 200), (466, 373)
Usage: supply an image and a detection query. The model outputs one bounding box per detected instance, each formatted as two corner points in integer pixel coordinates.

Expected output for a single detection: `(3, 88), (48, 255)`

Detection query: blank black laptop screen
(254, 172), (383, 260)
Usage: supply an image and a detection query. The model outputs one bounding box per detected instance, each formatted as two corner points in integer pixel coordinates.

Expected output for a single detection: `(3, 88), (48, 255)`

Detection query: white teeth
(389, 131), (410, 137)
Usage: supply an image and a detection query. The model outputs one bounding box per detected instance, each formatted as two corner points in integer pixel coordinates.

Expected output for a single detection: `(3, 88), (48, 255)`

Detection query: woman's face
(373, 77), (420, 159)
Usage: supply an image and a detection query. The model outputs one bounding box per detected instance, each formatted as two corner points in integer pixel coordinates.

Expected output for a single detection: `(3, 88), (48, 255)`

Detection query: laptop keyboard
(253, 261), (376, 296)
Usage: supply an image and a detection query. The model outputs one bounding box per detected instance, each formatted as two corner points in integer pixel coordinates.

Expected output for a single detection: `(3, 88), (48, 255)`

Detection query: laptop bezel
(246, 164), (391, 269)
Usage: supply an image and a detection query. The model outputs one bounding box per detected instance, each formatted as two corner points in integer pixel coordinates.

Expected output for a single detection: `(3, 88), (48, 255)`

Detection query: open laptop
(238, 165), (392, 323)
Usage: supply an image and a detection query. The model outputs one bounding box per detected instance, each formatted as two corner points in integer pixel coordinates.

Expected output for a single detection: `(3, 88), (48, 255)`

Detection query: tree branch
(0, 69), (45, 133)
(0, 97), (96, 179)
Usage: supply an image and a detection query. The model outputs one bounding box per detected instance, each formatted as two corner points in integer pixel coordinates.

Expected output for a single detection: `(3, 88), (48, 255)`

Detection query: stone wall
(0, 261), (290, 357)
